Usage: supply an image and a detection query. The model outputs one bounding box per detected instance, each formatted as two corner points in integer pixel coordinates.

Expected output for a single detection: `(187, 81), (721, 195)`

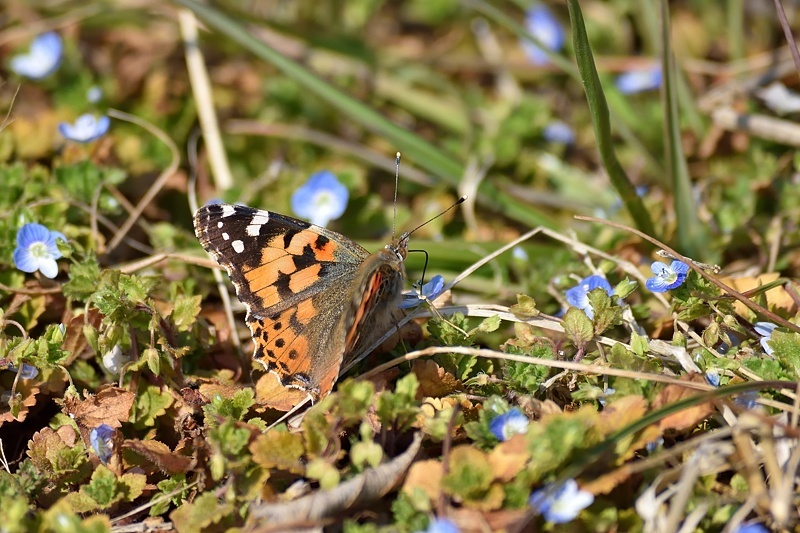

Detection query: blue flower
(290, 170), (348, 228)
(645, 260), (689, 293)
(9, 32), (62, 80)
(529, 479), (594, 524)
(58, 114), (111, 143)
(522, 5), (565, 65)
(705, 368), (720, 387)
(754, 322), (777, 356)
(543, 121), (575, 145)
(598, 387), (615, 407)
(734, 390), (759, 410)
(489, 407), (529, 441)
(14, 223), (67, 279)
(734, 524), (769, 533)
(417, 518), (458, 533)
(86, 85), (103, 104)
(565, 275), (614, 319)
(90, 424), (115, 463)
(511, 246), (529, 262)
(616, 66), (662, 94)
(400, 275), (445, 309)
(8, 363), (39, 380)
(645, 437), (664, 453)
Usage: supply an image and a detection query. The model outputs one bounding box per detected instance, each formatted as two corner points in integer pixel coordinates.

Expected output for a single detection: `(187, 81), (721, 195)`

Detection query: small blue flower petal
(645, 260), (689, 292)
(8, 363), (39, 380)
(90, 424), (115, 463)
(13, 223), (66, 279)
(734, 390), (759, 410)
(754, 322), (777, 356)
(735, 524), (769, 533)
(511, 246), (529, 262)
(291, 170), (349, 228)
(565, 275), (613, 319)
(522, 5), (565, 65)
(418, 518), (459, 533)
(489, 407), (529, 441)
(400, 275), (446, 309)
(705, 368), (720, 387)
(86, 85), (104, 103)
(616, 66), (662, 94)
(529, 479), (594, 524)
(58, 114), (111, 143)
(543, 121), (575, 145)
(9, 32), (63, 80)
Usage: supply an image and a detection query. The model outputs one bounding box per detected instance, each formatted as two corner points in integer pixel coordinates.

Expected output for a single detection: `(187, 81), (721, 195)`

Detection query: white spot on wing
(217, 221), (223, 228)
(232, 240), (244, 253)
(251, 214), (269, 225)
(246, 224), (261, 236)
(221, 205), (236, 217)
(222, 232), (229, 241)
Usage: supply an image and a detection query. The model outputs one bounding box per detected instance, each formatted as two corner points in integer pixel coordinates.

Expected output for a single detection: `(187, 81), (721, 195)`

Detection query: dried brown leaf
(412, 360), (461, 399)
(402, 459), (443, 502)
(488, 435), (530, 482)
(123, 439), (193, 475)
(0, 383), (40, 425)
(63, 386), (135, 429)
(652, 373), (714, 432)
(254, 373), (308, 412)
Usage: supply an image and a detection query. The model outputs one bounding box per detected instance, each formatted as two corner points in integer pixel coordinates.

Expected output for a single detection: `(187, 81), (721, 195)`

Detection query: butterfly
(194, 203), (409, 411)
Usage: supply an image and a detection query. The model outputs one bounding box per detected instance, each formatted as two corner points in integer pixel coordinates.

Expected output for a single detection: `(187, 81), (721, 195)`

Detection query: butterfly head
(386, 232), (410, 262)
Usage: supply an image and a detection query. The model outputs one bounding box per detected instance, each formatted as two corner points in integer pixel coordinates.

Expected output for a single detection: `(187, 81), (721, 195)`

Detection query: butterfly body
(194, 203), (407, 409)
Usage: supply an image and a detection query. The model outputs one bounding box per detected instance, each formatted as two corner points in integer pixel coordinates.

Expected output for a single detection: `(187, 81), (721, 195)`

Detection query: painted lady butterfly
(194, 203), (408, 411)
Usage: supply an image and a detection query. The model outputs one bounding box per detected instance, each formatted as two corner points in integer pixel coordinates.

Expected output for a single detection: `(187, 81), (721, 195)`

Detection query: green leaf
(527, 414), (592, 481)
(210, 420), (251, 457)
(509, 294), (539, 319)
(203, 389), (255, 427)
(588, 289), (622, 335)
(170, 491), (236, 531)
(741, 357), (790, 381)
(769, 330), (800, 378)
(306, 458), (341, 490)
(151, 475), (189, 517)
(62, 256), (101, 301)
(170, 294), (202, 332)
(441, 446), (492, 500)
(563, 307), (593, 347)
(334, 379), (375, 423)
(502, 344), (553, 394)
(250, 429), (305, 474)
(80, 465), (123, 510)
(376, 374), (420, 431)
(132, 385), (174, 428)
(614, 278), (638, 300)
(630, 331), (649, 357)
(475, 315), (501, 334)
(427, 313), (471, 346)
(143, 347), (160, 377)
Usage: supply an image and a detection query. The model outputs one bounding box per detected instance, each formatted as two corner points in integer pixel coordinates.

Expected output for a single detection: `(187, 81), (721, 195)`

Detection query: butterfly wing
(194, 203), (369, 398)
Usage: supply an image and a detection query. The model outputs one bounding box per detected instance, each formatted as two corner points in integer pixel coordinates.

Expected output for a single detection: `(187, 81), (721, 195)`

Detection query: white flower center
(28, 241), (50, 259)
(314, 191), (333, 209)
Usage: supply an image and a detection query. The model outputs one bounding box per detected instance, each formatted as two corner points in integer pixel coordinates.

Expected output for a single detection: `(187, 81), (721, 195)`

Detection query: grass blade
(660, 0), (707, 257)
(565, 0), (656, 238)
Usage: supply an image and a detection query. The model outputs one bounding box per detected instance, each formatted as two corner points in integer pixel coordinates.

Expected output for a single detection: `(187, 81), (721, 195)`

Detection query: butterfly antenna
(404, 195), (467, 238)
(392, 152), (400, 240)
